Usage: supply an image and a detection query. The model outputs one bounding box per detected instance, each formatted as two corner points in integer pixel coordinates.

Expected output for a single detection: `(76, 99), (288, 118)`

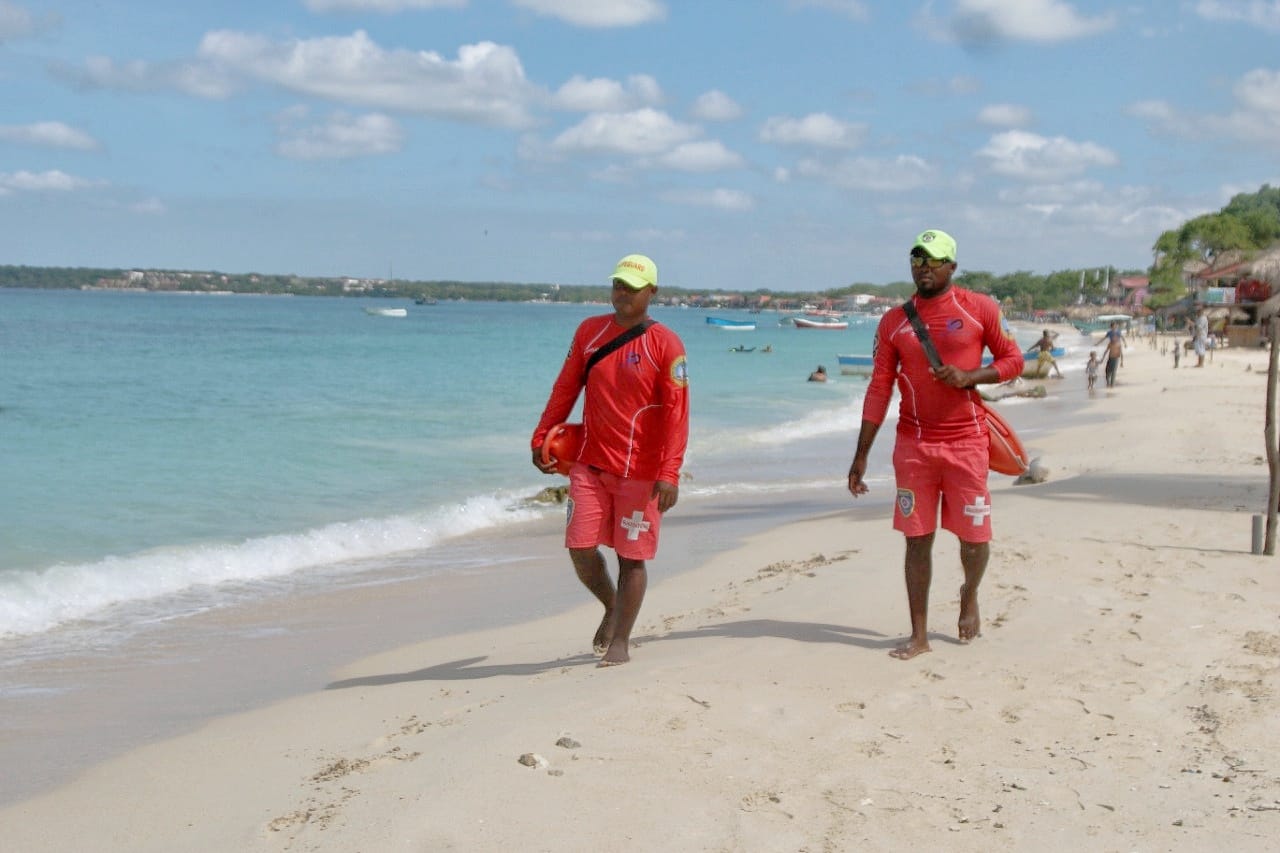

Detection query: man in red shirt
(532, 253), (689, 666)
(847, 230), (1023, 660)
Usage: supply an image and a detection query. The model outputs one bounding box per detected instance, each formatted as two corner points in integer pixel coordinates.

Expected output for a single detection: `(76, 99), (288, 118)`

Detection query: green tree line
(5, 184), (1277, 310)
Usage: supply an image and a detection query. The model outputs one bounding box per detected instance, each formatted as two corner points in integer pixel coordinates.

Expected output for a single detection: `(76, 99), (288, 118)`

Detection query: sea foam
(0, 492), (542, 639)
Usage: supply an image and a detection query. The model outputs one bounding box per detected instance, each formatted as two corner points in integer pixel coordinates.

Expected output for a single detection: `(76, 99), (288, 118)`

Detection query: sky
(2, 0), (1279, 291)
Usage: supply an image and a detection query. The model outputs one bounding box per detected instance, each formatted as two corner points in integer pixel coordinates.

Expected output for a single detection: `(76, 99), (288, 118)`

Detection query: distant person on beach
(846, 229), (1024, 660)
(808, 365), (827, 382)
(531, 254), (689, 667)
(1193, 308), (1209, 367)
(1099, 321), (1125, 387)
(1027, 329), (1063, 378)
(1086, 351), (1099, 390)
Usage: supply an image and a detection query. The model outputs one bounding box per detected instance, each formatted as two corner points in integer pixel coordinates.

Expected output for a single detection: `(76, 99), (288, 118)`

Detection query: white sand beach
(4, 334), (1280, 851)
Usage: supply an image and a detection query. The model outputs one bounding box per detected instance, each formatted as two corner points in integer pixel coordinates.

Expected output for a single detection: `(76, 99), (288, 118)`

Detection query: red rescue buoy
(983, 402), (1030, 476)
(540, 422), (584, 476)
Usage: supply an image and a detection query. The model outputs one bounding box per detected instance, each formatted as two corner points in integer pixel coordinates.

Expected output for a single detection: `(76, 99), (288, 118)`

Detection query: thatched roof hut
(1251, 245), (1280, 287)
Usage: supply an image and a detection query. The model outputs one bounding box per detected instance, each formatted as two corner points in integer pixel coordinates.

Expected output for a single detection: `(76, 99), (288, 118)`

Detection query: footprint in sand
(1243, 631), (1280, 657)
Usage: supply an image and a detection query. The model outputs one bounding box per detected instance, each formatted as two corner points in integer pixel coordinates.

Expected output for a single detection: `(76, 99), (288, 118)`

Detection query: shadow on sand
(326, 618), (892, 689)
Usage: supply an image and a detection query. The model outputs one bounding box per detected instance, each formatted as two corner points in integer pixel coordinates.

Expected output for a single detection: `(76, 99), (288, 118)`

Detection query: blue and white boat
(981, 348), (1066, 378)
(837, 353), (874, 375)
(706, 316), (756, 331)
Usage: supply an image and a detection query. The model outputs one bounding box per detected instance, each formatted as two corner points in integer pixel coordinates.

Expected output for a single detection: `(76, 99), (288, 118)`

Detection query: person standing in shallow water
(531, 254), (689, 667)
(1100, 321), (1125, 386)
(846, 230), (1024, 660)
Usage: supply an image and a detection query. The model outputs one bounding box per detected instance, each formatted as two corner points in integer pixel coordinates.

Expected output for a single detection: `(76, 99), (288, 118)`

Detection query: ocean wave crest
(0, 493), (541, 639)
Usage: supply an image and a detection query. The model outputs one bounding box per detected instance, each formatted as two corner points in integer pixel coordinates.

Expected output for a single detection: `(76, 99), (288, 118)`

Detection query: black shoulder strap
(583, 320), (654, 380)
(900, 300), (943, 370)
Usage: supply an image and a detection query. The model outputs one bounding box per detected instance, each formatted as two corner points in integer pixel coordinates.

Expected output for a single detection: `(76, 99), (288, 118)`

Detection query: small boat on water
(729, 345), (756, 353)
(706, 316), (757, 331)
(1073, 313), (1131, 334)
(414, 296), (437, 305)
(837, 353), (873, 375)
(365, 307), (408, 317)
(793, 316), (849, 330)
(981, 348), (1066, 378)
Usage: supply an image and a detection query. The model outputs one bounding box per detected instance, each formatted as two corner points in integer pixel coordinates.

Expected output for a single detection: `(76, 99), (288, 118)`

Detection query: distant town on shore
(0, 261), (1128, 315)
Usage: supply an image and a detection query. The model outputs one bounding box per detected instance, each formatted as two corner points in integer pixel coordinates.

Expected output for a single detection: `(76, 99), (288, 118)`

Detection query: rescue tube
(983, 402), (1030, 476)
(540, 422), (584, 476)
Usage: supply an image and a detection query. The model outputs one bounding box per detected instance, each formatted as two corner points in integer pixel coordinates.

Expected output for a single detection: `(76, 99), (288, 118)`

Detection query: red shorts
(565, 464), (662, 560)
(892, 436), (991, 542)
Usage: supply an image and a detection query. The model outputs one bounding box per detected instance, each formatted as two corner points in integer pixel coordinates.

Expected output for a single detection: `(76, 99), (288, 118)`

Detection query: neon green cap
(911, 229), (957, 261)
(611, 254), (657, 290)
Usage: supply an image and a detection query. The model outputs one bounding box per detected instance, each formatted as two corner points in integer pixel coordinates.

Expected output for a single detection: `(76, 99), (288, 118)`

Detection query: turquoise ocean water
(0, 287), (1091, 804)
(1, 288), (896, 649)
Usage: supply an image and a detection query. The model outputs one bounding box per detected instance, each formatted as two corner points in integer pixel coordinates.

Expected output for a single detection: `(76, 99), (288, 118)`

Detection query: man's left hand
(653, 480), (679, 513)
(931, 364), (975, 388)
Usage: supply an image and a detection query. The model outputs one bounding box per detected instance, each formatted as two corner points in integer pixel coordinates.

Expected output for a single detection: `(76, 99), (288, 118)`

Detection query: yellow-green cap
(912, 229), (957, 261)
(612, 254), (658, 289)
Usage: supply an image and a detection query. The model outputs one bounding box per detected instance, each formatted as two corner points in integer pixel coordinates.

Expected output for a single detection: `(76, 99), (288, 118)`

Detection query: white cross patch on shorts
(620, 510), (651, 541)
(963, 496), (991, 527)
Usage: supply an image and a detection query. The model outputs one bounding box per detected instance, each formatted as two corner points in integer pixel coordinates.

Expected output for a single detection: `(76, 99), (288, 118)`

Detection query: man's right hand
(847, 456), (869, 496)
(532, 447), (558, 474)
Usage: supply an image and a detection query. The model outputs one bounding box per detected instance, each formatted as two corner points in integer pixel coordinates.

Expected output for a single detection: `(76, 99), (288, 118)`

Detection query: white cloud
(305, 0), (467, 11)
(130, 197), (167, 215)
(511, 0), (666, 28)
(1216, 69), (1280, 144)
(1128, 69), (1280, 148)
(655, 140), (744, 172)
(275, 111), (405, 159)
(658, 187), (754, 211)
(760, 113), (865, 149)
(996, 181), (1193, 235)
(1194, 1), (1280, 32)
(1126, 99), (1176, 122)
(1234, 67), (1280, 112)
(977, 103), (1032, 127)
(689, 90), (742, 122)
(0, 0), (57, 41)
(787, 0), (869, 20)
(950, 0), (1116, 45)
(0, 169), (97, 194)
(976, 130), (1118, 181)
(795, 154), (935, 192)
(0, 0), (32, 39)
(67, 55), (240, 99)
(550, 108), (698, 156)
(197, 30), (541, 128)
(552, 74), (662, 112)
(72, 31), (543, 129)
(0, 121), (99, 150)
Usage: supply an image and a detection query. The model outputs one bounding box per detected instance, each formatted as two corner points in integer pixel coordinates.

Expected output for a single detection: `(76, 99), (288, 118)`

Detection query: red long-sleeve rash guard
(532, 315), (689, 483)
(862, 288), (1024, 442)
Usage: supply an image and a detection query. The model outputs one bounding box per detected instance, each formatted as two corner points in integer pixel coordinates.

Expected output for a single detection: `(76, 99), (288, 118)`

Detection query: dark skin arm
(930, 364), (1001, 389)
(531, 449), (679, 512)
(847, 419), (881, 495)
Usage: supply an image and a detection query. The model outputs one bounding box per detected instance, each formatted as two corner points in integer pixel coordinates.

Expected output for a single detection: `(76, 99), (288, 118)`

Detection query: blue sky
(2, 0), (1279, 291)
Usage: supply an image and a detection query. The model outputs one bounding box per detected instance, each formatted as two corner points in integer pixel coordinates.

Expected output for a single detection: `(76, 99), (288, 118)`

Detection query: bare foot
(958, 584), (981, 643)
(597, 640), (630, 667)
(889, 639), (931, 660)
(592, 611), (613, 655)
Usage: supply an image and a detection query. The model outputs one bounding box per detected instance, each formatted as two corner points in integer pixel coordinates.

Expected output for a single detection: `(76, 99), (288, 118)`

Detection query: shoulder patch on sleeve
(670, 355), (689, 387)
